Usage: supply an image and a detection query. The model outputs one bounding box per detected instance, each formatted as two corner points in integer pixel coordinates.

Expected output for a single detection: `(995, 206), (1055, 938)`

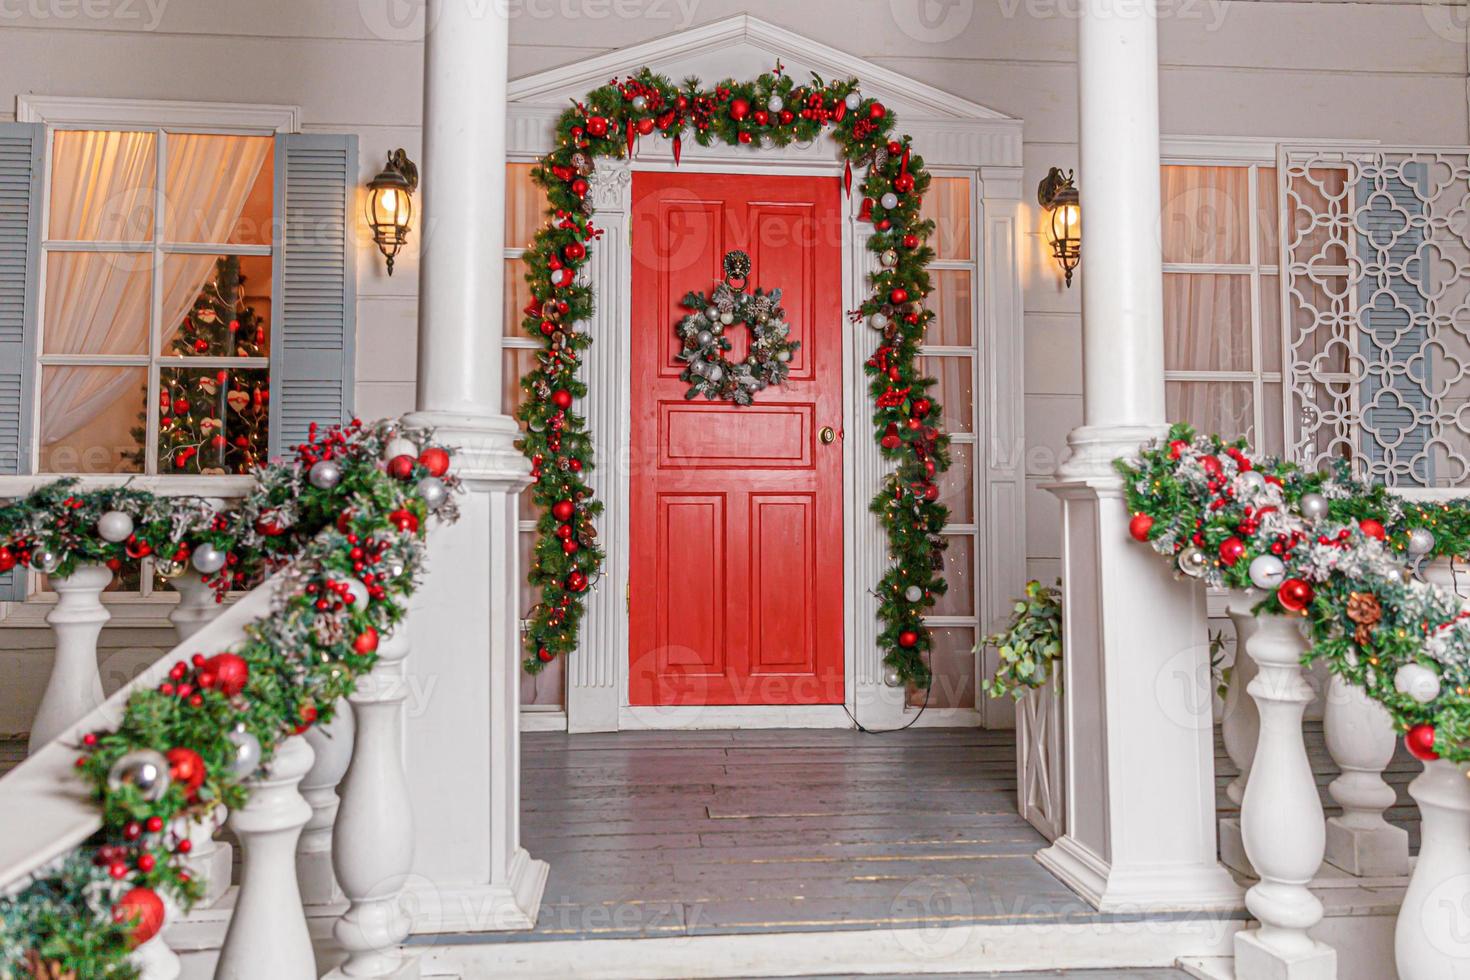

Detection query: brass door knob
(819, 426), (836, 445)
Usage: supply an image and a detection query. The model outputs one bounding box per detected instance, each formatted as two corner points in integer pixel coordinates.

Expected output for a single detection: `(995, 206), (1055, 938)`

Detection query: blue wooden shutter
(0, 123), (42, 601)
(1356, 164), (1430, 484)
(269, 133), (357, 457)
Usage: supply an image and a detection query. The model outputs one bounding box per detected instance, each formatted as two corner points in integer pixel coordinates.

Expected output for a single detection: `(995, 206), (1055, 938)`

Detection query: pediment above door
(505, 14), (1022, 169)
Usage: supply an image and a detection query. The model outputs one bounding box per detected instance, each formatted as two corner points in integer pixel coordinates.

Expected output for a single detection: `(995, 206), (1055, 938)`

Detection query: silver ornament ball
(1408, 527), (1436, 556)
(776, 350), (791, 363)
(97, 510), (134, 543)
(707, 365), (724, 383)
(32, 548), (60, 574)
(418, 476), (448, 511)
(719, 312), (735, 326)
(1394, 663), (1442, 704)
(705, 306), (719, 319)
(868, 312), (889, 330)
(696, 330), (713, 346)
(309, 459), (343, 490)
(767, 95), (784, 112)
(631, 95), (647, 110)
(1177, 546), (1209, 578)
(904, 585), (924, 603)
(882, 666), (903, 688)
(880, 192), (900, 210)
(1238, 470), (1267, 492)
(191, 543), (227, 575)
(1299, 492), (1329, 521)
(880, 249), (899, 268)
(107, 749), (171, 801)
(1248, 553), (1287, 590)
(154, 558), (185, 580)
(224, 725), (262, 779)
(845, 92), (862, 110)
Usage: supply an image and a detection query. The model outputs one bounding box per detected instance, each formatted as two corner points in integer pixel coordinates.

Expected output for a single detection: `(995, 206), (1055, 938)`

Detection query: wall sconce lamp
(367, 148), (418, 276)
(1038, 167), (1081, 287)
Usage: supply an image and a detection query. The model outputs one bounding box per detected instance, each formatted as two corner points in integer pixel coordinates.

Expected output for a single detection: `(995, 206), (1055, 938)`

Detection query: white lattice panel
(1280, 146), (1470, 486)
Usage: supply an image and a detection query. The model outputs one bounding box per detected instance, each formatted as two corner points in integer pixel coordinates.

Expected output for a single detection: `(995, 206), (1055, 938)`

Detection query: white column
(29, 563), (110, 754)
(401, 0), (545, 931)
(1235, 612), (1336, 979)
(1394, 759), (1470, 978)
(169, 570), (222, 641)
(175, 807), (231, 908)
(1322, 673), (1408, 877)
(1219, 592), (1261, 875)
(216, 735), (316, 980)
(298, 699), (355, 907)
(1039, 0), (1240, 911)
(325, 627), (418, 980)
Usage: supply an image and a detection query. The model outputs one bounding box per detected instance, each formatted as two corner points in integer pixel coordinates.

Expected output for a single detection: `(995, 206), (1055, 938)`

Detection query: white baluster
(324, 627), (418, 980)
(1235, 611), (1338, 979)
(299, 700), (355, 908)
(172, 805), (231, 908)
(1322, 672), (1409, 877)
(169, 570), (223, 642)
(1395, 759), (1470, 978)
(1220, 591), (1262, 875)
(29, 563), (111, 753)
(217, 735), (316, 980)
(133, 892), (182, 980)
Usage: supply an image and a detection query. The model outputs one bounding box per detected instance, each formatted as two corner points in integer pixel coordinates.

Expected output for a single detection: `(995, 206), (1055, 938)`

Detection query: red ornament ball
(0, 547), (14, 573)
(388, 508), (419, 534)
(166, 746), (206, 795)
(294, 701), (318, 734)
(1406, 723), (1440, 761)
(1128, 513), (1154, 542)
(1277, 578), (1314, 613)
(890, 288), (909, 305)
(1359, 518), (1387, 541)
(902, 234), (919, 249)
(418, 446), (450, 477)
(869, 102), (887, 119)
(113, 887), (166, 947)
(567, 570), (588, 592)
(552, 500), (575, 522)
(1168, 439), (1188, 460)
(1200, 454), (1223, 476)
(387, 454), (416, 480)
(880, 432), (901, 450)
(537, 647), (554, 663)
(555, 523), (574, 540)
(198, 653), (249, 696)
(897, 629), (918, 648)
(562, 539), (579, 554)
(586, 116), (609, 137)
(353, 627), (379, 656)
(551, 389), (574, 410)
(894, 173), (915, 193)
(729, 98), (750, 120)
(1219, 536), (1246, 567)
(912, 397), (932, 417)
(564, 242), (586, 262)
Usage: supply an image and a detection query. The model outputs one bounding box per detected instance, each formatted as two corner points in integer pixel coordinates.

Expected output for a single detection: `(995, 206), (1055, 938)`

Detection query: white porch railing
(0, 534), (423, 979)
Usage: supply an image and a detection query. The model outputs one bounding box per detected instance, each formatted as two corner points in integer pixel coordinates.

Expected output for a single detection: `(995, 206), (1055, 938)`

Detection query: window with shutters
(37, 128), (275, 476)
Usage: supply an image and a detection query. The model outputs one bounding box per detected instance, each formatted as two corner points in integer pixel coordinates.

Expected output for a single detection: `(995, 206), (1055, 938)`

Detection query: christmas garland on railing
(1118, 424), (1469, 765)
(517, 66), (950, 683)
(0, 419), (458, 977)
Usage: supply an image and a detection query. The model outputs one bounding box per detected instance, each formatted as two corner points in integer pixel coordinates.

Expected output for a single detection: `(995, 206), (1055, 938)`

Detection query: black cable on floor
(843, 672), (931, 734)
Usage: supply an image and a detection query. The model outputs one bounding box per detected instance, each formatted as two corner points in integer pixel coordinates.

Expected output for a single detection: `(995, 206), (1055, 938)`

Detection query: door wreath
(516, 66), (952, 687)
(676, 250), (800, 404)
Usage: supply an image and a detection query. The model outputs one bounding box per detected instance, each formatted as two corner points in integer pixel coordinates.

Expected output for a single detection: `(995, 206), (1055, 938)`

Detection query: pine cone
(23, 951), (75, 980)
(1347, 591), (1382, 646)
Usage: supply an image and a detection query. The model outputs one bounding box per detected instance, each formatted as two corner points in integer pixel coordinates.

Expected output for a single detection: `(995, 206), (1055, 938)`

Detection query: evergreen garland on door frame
(517, 66), (951, 685)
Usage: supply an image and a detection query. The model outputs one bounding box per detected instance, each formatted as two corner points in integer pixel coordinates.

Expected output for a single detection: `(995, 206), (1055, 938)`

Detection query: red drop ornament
(1406, 723), (1440, 761)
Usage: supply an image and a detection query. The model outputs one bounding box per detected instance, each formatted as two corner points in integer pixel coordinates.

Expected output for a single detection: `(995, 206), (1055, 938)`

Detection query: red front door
(628, 171), (844, 706)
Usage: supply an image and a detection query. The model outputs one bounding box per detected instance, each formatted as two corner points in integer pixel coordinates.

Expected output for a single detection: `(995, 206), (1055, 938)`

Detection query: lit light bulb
(381, 188), (399, 216)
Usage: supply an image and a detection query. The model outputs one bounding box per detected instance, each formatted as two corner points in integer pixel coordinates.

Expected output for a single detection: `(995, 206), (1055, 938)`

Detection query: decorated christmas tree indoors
(127, 257), (270, 474)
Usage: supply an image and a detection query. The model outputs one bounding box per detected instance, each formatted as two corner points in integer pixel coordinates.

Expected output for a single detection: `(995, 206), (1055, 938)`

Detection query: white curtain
(42, 131), (270, 446)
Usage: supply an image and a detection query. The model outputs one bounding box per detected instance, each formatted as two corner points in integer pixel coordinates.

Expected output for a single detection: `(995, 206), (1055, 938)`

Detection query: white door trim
(505, 17), (1025, 733)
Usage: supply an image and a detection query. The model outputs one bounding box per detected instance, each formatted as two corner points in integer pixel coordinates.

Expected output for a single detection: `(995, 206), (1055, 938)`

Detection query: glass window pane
(507, 163), (548, 247)
(504, 257), (536, 337)
(1262, 381), (1285, 457)
(925, 270), (973, 347)
(1257, 167), (1278, 264)
(38, 366), (147, 473)
(1163, 273), (1253, 372)
(938, 442), (973, 525)
(909, 627), (976, 709)
(918, 177), (971, 259)
(1161, 165), (1250, 265)
(42, 251), (151, 355)
(163, 134), (274, 245)
(48, 130), (156, 243)
(1166, 380), (1255, 444)
(503, 346), (541, 521)
(157, 366), (268, 474)
(1261, 274), (1282, 374)
(932, 534), (975, 618)
(920, 356), (973, 434)
(161, 255), (271, 357)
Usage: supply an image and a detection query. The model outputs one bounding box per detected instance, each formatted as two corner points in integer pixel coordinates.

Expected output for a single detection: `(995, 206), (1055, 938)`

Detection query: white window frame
(2, 97), (299, 614)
